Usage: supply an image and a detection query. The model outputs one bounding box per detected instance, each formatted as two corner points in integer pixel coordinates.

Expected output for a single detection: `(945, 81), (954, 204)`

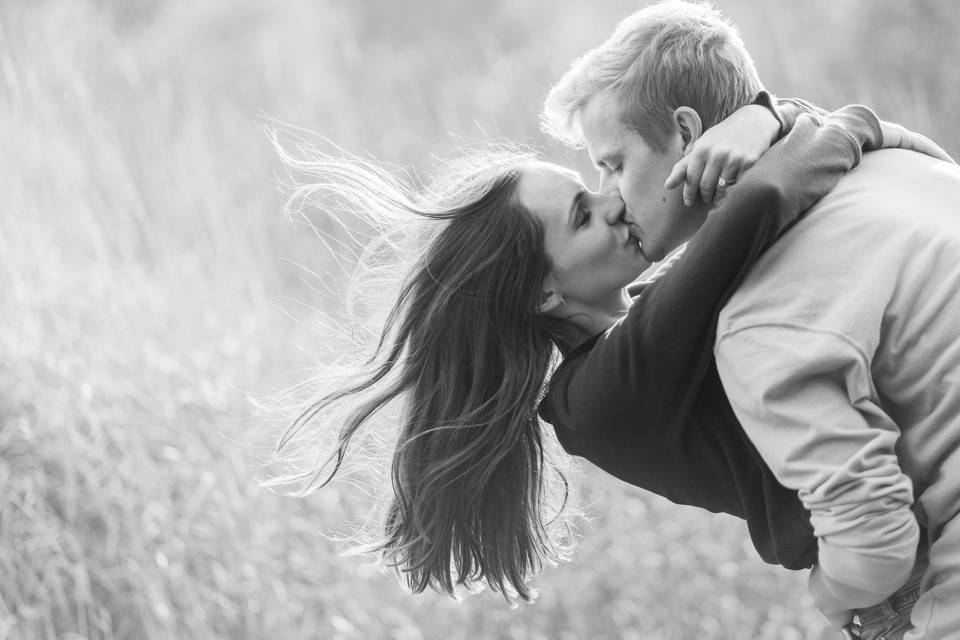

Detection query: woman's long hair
(269, 132), (579, 602)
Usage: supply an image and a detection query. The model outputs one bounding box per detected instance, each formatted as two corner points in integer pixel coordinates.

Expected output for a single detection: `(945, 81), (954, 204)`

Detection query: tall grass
(1, 1), (957, 638)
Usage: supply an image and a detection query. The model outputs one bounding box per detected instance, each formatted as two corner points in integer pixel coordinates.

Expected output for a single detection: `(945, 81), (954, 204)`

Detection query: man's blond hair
(542, 0), (762, 150)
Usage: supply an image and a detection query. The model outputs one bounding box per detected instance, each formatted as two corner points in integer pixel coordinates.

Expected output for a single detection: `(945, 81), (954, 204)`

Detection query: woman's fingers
(681, 151), (707, 206)
(698, 158), (725, 204)
(909, 133), (955, 163)
(881, 120), (956, 164)
(667, 150), (744, 206)
(665, 156), (689, 190)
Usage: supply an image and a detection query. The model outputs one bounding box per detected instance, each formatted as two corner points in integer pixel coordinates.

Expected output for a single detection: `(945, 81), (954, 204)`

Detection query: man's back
(718, 148), (960, 529)
(714, 149), (960, 622)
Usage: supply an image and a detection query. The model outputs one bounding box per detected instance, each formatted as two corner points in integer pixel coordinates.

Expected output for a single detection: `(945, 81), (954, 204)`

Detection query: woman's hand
(880, 120), (956, 163)
(665, 104), (780, 206)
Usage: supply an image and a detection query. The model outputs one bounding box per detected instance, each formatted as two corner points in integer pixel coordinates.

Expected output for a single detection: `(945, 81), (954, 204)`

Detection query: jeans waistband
(853, 543), (929, 627)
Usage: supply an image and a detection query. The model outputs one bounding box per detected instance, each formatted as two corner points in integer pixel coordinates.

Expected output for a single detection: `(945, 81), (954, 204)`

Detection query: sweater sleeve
(763, 93), (884, 152)
(542, 109), (879, 447)
(715, 325), (919, 606)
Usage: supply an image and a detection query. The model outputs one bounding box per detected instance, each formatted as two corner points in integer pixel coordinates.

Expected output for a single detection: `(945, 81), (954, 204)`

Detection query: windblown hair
(541, 0), (762, 150)
(269, 134), (579, 602)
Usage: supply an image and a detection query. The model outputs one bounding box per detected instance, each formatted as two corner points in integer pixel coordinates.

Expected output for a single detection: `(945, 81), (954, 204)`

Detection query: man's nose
(599, 171), (620, 198)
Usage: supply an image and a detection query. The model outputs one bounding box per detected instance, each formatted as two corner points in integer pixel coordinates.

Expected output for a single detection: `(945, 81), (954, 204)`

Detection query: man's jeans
(841, 544), (929, 640)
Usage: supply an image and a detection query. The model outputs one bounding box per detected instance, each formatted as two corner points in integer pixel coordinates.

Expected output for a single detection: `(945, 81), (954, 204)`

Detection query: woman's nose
(602, 195), (626, 225)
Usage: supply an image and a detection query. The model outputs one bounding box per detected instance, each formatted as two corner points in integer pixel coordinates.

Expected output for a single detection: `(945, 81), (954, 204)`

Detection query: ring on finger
(717, 176), (737, 189)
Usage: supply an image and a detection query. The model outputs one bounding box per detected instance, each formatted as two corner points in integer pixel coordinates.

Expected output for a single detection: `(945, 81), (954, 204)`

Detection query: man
(540, 1), (956, 637)
(713, 146), (960, 638)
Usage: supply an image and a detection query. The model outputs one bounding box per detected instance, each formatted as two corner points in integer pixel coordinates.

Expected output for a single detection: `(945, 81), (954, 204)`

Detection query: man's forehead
(580, 95), (625, 158)
(586, 137), (623, 168)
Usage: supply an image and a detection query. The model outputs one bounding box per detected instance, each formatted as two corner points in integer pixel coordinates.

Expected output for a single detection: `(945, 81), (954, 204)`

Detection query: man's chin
(639, 245), (664, 262)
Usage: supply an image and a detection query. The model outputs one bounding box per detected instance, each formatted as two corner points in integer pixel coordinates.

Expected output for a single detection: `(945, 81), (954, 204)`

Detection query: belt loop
(842, 623), (862, 639)
(880, 598), (897, 619)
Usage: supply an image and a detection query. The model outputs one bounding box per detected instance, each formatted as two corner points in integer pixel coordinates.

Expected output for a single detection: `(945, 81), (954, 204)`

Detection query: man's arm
(715, 325), (919, 623)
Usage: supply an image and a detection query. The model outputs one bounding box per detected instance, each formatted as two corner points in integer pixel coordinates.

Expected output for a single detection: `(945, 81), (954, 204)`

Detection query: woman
(271, 98), (943, 607)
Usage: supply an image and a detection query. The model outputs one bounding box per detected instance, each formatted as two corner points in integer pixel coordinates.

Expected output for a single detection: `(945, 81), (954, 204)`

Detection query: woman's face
(517, 161), (651, 313)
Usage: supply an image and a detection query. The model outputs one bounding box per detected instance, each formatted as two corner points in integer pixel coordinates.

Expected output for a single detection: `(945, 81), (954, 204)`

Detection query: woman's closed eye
(576, 205), (592, 228)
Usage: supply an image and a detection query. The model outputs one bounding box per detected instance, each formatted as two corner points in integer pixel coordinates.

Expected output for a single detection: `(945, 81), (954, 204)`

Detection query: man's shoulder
(859, 147), (949, 172)
(718, 149), (960, 342)
(824, 148), (956, 208)
(803, 148), (960, 239)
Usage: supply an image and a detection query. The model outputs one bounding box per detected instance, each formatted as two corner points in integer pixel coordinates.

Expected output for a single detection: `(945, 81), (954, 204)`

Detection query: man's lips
(626, 225), (654, 261)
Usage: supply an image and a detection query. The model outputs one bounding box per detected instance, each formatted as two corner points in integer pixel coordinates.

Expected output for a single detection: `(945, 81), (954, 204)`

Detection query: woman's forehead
(519, 162), (585, 199)
(517, 163), (583, 213)
(524, 160), (583, 183)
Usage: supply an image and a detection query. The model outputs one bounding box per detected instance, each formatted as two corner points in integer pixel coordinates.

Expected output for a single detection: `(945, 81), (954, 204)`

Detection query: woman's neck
(563, 288), (631, 340)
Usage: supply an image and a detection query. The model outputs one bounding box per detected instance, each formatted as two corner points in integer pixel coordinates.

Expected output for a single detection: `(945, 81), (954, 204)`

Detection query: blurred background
(1, 1), (957, 638)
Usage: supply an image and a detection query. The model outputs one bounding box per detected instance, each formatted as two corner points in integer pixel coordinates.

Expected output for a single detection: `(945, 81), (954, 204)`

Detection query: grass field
(2, 1), (958, 638)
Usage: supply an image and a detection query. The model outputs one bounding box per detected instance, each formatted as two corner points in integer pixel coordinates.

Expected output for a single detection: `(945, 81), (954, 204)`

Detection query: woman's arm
(771, 95), (954, 161)
(663, 93), (874, 206)
(670, 93), (954, 206)
(547, 108), (877, 445)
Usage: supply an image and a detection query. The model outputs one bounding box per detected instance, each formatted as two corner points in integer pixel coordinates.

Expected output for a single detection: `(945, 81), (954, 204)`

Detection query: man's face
(579, 92), (703, 262)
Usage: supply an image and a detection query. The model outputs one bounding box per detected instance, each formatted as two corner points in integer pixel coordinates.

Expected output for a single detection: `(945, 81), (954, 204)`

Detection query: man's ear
(673, 107), (703, 156)
(538, 288), (564, 314)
